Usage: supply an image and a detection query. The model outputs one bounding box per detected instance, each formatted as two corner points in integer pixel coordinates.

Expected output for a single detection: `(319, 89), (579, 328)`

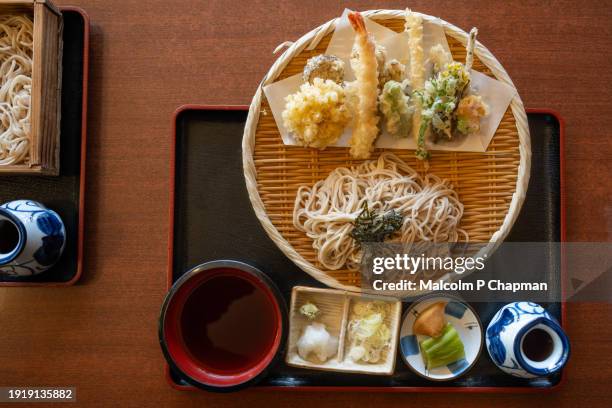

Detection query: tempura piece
(428, 44), (452, 73)
(282, 78), (351, 148)
(421, 62), (471, 140)
(347, 11), (380, 159)
(379, 80), (413, 138)
(453, 28), (488, 136)
(465, 27), (478, 71)
(351, 42), (387, 86)
(405, 9), (428, 160)
(456, 95), (489, 135)
(380, 59), (406, 86)
(421, 27), (484, 140)
(303, 54), (345, 84)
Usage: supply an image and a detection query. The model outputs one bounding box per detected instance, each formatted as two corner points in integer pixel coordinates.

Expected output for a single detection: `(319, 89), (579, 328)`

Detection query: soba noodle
(293, 153), (467, 270)
(0, 14), (33, 166)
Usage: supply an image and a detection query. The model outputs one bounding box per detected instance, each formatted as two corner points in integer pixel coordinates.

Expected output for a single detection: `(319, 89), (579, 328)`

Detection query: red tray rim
(166, 104), (567, 393)
(0, 6), (90, 287)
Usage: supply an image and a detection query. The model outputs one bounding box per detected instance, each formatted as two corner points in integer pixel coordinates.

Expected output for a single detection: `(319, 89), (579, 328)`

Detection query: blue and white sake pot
(485, 302), (570, 378)
(0, 200), (66, 276)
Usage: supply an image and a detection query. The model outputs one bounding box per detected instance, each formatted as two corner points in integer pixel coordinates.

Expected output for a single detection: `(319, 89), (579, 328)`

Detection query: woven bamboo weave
(242, 10), (531, 292)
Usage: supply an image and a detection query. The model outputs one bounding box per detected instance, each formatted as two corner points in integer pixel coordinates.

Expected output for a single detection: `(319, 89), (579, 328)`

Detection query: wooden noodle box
(0, 0), (62, 175)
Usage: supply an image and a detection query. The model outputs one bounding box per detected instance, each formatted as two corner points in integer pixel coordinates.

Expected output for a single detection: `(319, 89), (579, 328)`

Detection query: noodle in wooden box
(0, 0), (62, 175)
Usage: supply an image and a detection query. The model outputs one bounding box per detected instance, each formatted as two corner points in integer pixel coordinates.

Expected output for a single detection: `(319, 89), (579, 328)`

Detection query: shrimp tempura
(347, 11), (379, 160)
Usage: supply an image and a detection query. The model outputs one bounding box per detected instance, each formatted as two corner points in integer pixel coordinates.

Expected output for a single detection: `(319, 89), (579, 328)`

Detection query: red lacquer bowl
(159, 260), (287, 392)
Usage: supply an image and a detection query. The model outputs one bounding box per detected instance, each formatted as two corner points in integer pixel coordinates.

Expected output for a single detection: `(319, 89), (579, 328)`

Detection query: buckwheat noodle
(0, 14), (33, 166)
(293, 153), (468, 270)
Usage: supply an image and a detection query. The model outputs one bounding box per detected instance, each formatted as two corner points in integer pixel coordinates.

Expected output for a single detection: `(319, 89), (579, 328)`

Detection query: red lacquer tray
(0, 7), (89, 286)
(165, 105), (566, 392)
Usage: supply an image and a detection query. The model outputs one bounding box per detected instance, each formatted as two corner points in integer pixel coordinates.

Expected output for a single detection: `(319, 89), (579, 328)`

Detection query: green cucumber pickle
(419, 323), (465, 370)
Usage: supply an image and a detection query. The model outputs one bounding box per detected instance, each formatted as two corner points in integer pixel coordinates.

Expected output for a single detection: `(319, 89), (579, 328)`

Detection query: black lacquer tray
(167, 106), (564, 392)
(0, 8), (89, 286)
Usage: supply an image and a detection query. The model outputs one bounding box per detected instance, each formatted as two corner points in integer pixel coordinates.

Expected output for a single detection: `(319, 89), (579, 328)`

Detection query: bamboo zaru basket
(242, 10), (531, 293)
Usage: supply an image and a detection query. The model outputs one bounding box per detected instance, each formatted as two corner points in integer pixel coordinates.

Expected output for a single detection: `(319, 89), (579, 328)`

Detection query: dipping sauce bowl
(159, 260), (287, 392)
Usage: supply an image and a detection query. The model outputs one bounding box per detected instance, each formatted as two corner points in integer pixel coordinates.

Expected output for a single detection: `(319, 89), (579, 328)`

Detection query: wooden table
(0, 1), (610, 406)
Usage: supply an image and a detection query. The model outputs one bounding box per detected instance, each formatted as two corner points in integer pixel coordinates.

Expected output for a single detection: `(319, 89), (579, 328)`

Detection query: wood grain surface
(0, 0), (610, 406)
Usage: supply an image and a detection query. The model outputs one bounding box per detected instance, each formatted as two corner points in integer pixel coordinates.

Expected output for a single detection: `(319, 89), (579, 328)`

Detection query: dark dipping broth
(0, 219), (19, 254)
(180, 273), (277, 374)
(522, 328), (554, 362)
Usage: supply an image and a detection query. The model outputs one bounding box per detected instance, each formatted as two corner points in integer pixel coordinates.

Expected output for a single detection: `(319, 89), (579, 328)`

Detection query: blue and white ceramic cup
(0, 200), (66, 277)
(486, 302), (570, 378)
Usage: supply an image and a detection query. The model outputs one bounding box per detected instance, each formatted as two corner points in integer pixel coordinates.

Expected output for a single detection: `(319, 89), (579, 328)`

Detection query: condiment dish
(399, 293), (483, 381)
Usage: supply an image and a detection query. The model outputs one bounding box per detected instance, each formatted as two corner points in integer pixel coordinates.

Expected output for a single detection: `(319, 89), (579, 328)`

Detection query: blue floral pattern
(486, 307), (515, 365)
(33, 212), (65, 266)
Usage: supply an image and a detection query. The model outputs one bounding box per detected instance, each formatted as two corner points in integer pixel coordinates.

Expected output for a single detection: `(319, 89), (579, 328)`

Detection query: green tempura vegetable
(419, 62), (470, 141)
(379, 80), (414, 138)
(419, 323), (465, 370)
